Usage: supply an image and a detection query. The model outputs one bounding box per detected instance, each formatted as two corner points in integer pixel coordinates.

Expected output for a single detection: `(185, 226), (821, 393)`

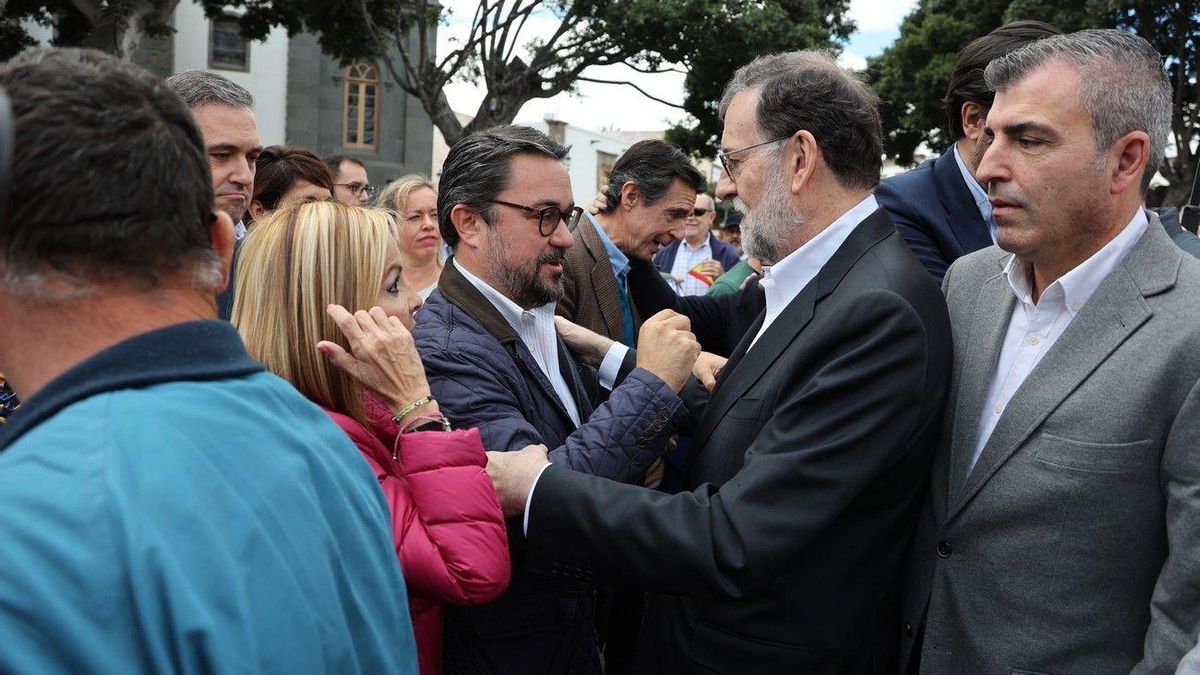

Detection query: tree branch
(574, 75), (686, 109)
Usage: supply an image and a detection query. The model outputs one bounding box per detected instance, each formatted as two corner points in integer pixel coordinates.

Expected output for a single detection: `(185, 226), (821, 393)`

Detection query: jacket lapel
(579, 220), (626, 340)
(946, 262), (1016, 497)
(933, 151), (992, 254)
(689, 208), (895, 454)
(946, 217), (1176, 520)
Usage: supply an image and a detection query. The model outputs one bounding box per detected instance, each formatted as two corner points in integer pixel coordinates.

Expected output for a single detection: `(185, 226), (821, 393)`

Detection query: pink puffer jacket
(323, 395), (510, 675)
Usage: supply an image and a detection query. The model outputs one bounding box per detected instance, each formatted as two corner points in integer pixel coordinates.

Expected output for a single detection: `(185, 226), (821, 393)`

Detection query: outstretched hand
(485, 445), (551, 517)
(317, 304), (433, 414)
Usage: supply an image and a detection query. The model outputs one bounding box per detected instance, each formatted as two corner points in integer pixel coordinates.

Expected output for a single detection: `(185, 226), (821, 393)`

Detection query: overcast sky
(437, 0), (919, 132)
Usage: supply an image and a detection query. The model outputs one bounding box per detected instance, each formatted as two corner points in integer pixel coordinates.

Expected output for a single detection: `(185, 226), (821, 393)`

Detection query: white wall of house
(530, 119), (633, 204)
(172, 0), (290, 145)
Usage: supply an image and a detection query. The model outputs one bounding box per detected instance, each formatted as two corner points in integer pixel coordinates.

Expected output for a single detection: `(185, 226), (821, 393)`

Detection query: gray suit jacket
(902, 212), (1200, 675)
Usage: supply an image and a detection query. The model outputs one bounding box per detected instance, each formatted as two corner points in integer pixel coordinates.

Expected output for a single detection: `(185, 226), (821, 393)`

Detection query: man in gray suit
(902, 29), (1200, 674)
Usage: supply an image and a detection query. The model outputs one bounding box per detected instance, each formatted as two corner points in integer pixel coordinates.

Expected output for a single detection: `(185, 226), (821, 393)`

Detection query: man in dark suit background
(485, 50), (952, 674)
(559, 139), (705, 346)
(875, 20), (1061, 283)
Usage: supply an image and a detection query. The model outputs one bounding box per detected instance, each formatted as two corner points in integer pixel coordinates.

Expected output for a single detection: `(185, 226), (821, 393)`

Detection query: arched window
(343, 62), (380, 150)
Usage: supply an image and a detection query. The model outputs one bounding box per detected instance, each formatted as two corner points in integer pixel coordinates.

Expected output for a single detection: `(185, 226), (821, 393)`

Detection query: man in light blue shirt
(0, 48), (416, 675)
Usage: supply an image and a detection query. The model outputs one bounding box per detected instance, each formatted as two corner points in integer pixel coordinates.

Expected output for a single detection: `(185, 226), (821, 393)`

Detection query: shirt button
(936, 541), (953, 558)
(993, 403), (1004, 415)
(1027, 334), (1040, 346)
(1071, 301), (1082, 311)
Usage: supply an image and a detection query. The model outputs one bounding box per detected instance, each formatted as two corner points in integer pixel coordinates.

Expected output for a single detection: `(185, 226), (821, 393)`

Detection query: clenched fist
(636, 309), (701, 392)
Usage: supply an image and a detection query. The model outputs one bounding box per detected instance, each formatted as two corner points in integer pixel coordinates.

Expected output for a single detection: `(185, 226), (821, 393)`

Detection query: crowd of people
(1, 19), (1199, 675)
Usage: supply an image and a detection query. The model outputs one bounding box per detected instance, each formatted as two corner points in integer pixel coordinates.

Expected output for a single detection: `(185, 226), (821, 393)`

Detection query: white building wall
(171, 0), (290, 145)
(529, 119), (633, 204)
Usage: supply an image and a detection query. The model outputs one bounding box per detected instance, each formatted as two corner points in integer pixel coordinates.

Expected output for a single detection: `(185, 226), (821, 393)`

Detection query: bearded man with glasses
(413, 124), (703, 675)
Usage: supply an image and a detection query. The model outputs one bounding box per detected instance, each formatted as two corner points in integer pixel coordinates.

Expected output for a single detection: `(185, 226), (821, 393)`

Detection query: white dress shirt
(749, 194), (880, 352)
(669, 235), (715, 296)
(454, 259), (582, 428)
(969, 209), (1149, 470)
(952, 144), (997, 244)
(234, 220), (247, 240)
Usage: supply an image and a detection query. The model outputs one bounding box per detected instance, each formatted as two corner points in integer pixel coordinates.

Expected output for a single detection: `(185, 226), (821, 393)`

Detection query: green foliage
(868, 0), (1200, 204)
(1, 0), (180, 59)
(665, 0), (854, 157)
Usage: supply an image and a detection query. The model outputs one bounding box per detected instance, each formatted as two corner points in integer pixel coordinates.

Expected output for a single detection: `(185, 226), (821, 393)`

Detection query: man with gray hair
(901, 29), (1200, 674)
(164, 70), (261, 238)
(165, 70), (261, 319)
(483, 50), (952, 673)
(0, 48), (417, 674)
(414, 124), (701, 674)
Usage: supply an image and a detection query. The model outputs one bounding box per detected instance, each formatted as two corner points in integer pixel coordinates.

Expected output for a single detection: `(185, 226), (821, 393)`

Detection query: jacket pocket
(725, 398), (763, 421)
(1034, 433), (1154, 474)
(1011, 670), (1054, 675)
(687, 620), (810, 674)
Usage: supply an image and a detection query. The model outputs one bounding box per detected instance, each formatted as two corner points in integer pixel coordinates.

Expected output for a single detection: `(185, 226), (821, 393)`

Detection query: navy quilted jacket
(414, 262), (681, 675)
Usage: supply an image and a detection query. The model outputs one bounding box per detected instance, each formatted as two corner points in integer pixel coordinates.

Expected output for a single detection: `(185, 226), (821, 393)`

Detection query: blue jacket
(653, 231), (741, 276)
(874, 150), (993, 284)
(0, 321), (417, 675)
(414, 261), (682, 675)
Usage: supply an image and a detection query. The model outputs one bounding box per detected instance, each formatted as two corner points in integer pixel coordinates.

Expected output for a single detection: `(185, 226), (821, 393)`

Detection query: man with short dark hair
(414, 125), (701, 675)
(654, 192), (740, 295)
(560, 138), (705, 345)
(875, 20), (1061, 282)
(326, 154), (374, 205)
(902, 30), (1200, 674)
(484, 50), (952, 674)
(0, 48), (417, 674)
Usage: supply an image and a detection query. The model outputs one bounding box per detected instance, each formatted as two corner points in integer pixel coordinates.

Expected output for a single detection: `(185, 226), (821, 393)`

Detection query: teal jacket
(0, 321), (418, 675)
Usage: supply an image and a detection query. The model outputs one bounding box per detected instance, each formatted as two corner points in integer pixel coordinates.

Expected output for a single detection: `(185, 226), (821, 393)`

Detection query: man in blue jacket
(0, 48), (417, 674)
(875, 20), (1061, 282)
(415, 125), (701, 675)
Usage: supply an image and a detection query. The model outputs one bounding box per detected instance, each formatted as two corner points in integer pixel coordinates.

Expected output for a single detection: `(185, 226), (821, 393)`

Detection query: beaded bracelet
(391, 396), (432, 425)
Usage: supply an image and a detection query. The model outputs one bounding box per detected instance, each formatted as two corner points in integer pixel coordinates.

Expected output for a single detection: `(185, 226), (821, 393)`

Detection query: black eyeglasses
(336, 182), (377, 198)
(692, 208), (711, 217)
(486, 199), (584, 236)
(717, 136), (790, 179)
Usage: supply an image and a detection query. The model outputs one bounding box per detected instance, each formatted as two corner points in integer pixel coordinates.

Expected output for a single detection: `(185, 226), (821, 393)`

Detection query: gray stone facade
(285, 32), (433, 184)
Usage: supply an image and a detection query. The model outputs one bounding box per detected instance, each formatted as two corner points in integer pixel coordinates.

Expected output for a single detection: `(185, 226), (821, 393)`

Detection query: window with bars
(343, 62), (380, 150)
(209, 16), (249, 72)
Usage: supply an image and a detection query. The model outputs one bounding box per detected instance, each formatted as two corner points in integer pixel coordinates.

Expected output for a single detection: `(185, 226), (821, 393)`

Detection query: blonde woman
(232, 201), (517, 675)
(377, 175), (442, 299)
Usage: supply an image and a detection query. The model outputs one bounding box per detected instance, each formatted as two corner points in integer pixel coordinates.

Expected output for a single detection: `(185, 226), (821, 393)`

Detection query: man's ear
(960, 101), (987, 142)
(210, 211), (236, 292)
(788, 130), (821, 195)
(1109, 130), (1151, 196)
(248, 201), (268, 222)
(450, 203), (485, 249)
(620, 181), (641, 210)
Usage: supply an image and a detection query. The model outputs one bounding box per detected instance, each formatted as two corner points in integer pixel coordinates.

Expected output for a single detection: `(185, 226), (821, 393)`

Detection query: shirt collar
(683, 233), (712, 253)
(1003, 208), (1150, 313)
(760, 194), (879, 312)
(234, 220), (247, 240)
(453, 258), (556, 333)
(0, 321), (262, 450)
(588, 212), (630, 280)
(950, 144), (988, 212)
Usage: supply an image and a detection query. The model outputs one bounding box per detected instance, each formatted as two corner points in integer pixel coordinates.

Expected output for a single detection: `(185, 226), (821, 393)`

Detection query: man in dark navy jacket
(875, 20), (1061, 283)
(414, 125), (701, 675)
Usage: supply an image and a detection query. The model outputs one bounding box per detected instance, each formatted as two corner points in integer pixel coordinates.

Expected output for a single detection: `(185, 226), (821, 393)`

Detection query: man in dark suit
(875, 21), (1061, 283)
(559, 140), (705, 345)
(652, 193), (741, 295)
(485, 50), (952, 674)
